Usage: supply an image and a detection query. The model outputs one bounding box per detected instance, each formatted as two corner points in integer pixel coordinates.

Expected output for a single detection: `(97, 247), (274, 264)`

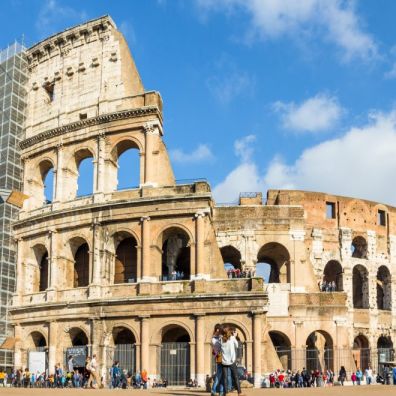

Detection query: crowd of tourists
(319, 280), (338, 292)
(262, 365), (396, 388)
(226, 268), (254, 279)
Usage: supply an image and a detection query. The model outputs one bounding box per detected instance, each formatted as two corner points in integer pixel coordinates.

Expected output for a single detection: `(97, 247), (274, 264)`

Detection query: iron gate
(113, 344), (136, 373)
(160, 342), (190, 385)
(306, 348), (333, 371)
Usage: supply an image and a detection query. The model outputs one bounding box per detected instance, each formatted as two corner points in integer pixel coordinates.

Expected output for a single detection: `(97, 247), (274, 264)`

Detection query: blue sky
(4, 0), (396, 205)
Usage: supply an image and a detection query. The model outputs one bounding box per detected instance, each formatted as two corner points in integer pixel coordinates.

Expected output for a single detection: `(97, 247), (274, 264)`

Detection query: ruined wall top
(267, 189), (396, 234)
(25, 15), (158, 138)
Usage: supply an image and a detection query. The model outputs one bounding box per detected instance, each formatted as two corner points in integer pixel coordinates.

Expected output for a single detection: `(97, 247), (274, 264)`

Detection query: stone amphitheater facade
(9, 15), (395, 386)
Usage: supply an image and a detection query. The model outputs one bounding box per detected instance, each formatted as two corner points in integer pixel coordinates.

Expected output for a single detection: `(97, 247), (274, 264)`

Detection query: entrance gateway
(160, 326), (190, 385)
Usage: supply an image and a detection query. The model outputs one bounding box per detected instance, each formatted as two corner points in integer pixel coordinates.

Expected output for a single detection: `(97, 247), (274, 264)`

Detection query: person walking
(338, 366), (346, 386)
(211, 323), (224, 396)
(220, 327), (245, 396)
(356, 368), (362, 385)
(365, 366), (373, 385)
(88, 354), (102, 389)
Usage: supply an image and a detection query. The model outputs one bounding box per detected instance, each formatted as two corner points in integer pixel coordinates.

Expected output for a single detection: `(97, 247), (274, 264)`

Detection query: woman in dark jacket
(339, 366), (347, 386)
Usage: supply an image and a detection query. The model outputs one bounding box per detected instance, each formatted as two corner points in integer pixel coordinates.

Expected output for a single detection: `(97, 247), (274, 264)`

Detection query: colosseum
(8, 15), (396, 386)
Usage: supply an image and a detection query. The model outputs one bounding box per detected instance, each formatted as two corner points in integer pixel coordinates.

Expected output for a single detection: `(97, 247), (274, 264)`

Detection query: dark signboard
(65, 346), (87, 369)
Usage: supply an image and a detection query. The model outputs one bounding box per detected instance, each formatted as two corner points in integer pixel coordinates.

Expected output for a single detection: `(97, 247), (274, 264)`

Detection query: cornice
(20, 106), (161, 150)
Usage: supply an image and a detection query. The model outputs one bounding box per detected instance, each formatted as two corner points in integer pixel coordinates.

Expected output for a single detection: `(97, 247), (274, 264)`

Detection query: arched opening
(29, 331), (47, 349)
(40, 160), (54, 205)
(39, 252), (49, 292)
(306, 331), (333, 371)
(353, 265), (369, 308)
(113, 140), (140, 190)
(220, 246), (243, 278)
(377, 266), (392, 311)
(114, 236), (138, 284)
(160, 325), (191, 385)
(257, 242), (290, 283)
(76, 150), (94, 197)
(323, 260), (343, 291)
(377, 336), (394, 365)
(33, 244), (49, 293)
(269, 331), (291, 370)
(352, 335), (370, 371)
(161, 228), (190, 281)
(351, 236), (368, 259)
(70, 328), (88, 346)
(73, 242), (89, 288)
(112, 327), (136, 373)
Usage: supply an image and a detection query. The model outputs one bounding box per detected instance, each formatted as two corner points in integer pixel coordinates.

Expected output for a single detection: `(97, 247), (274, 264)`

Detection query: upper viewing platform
(25, 15), (159, 138)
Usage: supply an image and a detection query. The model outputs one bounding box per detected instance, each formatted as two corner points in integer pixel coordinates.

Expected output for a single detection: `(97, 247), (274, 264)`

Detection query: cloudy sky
(3, 0), (396, 205)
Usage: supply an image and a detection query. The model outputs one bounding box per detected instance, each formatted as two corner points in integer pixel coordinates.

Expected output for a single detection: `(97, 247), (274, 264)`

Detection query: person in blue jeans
(211, 324), (224, 396)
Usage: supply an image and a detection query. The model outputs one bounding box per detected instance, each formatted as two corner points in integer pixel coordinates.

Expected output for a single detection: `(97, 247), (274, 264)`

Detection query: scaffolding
(0, 42), (27, 369)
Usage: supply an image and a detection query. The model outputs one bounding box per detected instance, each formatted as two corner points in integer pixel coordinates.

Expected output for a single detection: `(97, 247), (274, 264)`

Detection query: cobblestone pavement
(0, 385), (396, 395)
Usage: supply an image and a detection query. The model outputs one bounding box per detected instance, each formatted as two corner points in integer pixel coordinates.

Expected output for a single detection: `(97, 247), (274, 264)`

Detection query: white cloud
(196, 0), (377, 61)
(36, 0), (87, 38)
(273, 94), (343, 133)
(214, 110), (396, 205)
(170, 144), (214, 163)
(265, 109), (396, 205)
(213, 134), (262, 202)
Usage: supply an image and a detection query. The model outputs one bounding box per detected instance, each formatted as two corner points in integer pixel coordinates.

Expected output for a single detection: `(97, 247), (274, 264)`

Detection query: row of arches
(270, 330), (394, 372)
(221, 242), (290, 283)
(32, 226), (193, 291)
(40, 139), (140, 204)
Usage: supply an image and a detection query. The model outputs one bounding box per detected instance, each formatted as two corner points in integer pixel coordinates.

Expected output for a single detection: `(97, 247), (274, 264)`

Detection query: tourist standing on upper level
(221, 327), (245, 396)
(211, 323), (224, 396)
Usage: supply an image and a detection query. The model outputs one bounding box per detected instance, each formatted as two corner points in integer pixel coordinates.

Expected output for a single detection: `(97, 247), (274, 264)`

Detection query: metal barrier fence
(160, 342), (190, 386)
(273, 347), (395, 374)
(113, 344), (136, 373)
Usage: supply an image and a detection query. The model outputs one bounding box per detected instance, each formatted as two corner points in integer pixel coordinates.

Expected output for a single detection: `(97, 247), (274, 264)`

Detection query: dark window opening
(326, 202), (336, 219)
(79, 113), (87, 120)
(378, 210), (386, 226)
(44, 83), (55, 102)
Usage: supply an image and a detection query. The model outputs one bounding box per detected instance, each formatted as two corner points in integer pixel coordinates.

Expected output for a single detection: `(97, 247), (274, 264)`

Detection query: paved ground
(0, 385), (396, 395)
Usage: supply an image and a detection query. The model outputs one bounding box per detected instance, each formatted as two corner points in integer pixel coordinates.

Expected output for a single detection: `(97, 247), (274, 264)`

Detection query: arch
(160, 324), (191, 385)
(306, 330), (333, 371)
(269, 331), (291, 370)
(111, 138), (141, 191)
(257, 242), (290, 283)
(323, 260), (343, 291)
(28, 331), (47, 348)
(32, 244), (49, 293)
(352, 236), (368, 259)
(75, 148), (95, 197)
(110, 323), (139, 344)
(353, 265), (369, 308)
(156, 223), (195, 246)
(71, 238), (90, 288)
(352, 334), (370, 370)
(220, 245), (242, 271)
(153, 320), (195, 344)
(109, 228), (141, 250)
(114, 236), (138, 284)
(39, 159), (55, 204)
(69, 327), (89, 346)
(377, 336), (394, 365)
(377, 266), (392, 311)
(160, 226), (191, 281)
(112, 326), (137, 373)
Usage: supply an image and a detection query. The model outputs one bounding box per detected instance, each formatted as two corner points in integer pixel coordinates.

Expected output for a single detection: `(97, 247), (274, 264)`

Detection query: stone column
(195, 314), (205, 387)
(143, 122), (160, 187)
(140, 316), (150, 374)
(195, 212), (206, 279)
(54, 143), (64, 203)
(94, 132), (106, 198)
(14, 324), (22, 369)
(89, 220), (102, 298)
(253, 311), (263, 388)
(48, 321), (58, 375)
(140, 217), (154, 282)
(15, 239), (24, 300)
(47, 230), (58, 301)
